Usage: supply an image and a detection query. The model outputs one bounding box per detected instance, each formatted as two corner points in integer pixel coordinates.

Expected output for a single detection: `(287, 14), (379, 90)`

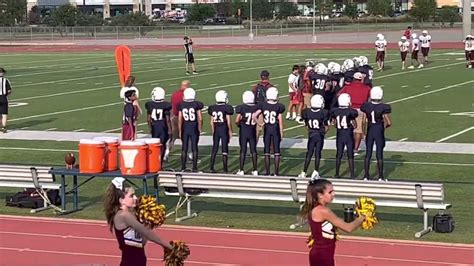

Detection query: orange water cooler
(78, 139), (106, 173)
(119, 141), (148, 175)
(93, 137), (119, 171)
(139, 138), (162, 173)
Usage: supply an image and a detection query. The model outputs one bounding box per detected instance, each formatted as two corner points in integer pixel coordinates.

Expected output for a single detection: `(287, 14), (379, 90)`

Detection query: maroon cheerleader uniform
(114, 226), (146, 266)
(308, 214), (337, 266)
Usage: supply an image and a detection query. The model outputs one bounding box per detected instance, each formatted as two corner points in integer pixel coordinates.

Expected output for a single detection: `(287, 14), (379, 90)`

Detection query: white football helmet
(315, 63), (326, 74)
(401, 36), (407, 41)
(215, 90), (228, 103)
(306, 60), (315, 67)
(317, 65), (328, 75)
(338, 93), (351, 107)
(183, 88), (196, 101)
(332, 63), (341, 74)
(422, 30), (428, 35)
(266, 87), (279, 101)
(327, 62), (336, 72)
(310, 95), (325, 109)
(151, 87), (165, 101)
(342, 59), (354, 72)
(242, 91), (255, 104)
(370, 86), (384, 100)
(412, 33), (417, 39)
(359, 56), (368, 66)
(352, 57), (361, 67)
(376, 33), (384, 40)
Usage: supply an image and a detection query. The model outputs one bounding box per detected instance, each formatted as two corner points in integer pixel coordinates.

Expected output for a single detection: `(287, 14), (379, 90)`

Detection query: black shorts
(421, 47), (430, 57)
(376, 51), (385, 62)
(411, 50), (419, 60)
(400, 51), (408, 61)
(0, 97), (8, 115)
(186, 53), (195, 64)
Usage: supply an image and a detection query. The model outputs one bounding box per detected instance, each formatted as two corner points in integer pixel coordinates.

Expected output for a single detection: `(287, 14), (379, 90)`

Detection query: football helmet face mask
(266, 87), (279, 101)
(183, 88), (196, 101)
(242, 91), (255, 104)
(316, 64), (328, 75)
(151, 87), (165, 101)
(359, 56), (368, 66)
(327, 62), (336, 72)
(370, 86), (384, 100)
(306, 61), (315, 67)
(310, 95), (325, 109)
(422, 30), (428, 36)
(215, 90), (228, 103)
(338, 93), (351, 107)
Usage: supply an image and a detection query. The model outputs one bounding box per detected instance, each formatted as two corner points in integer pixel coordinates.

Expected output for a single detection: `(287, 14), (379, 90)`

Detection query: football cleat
(251, 170), (258, 176)
(236, 170), (245, 175)
(338, 93), (351, 107)
(183, 88), (196, 101)
(370, 86), (384, 100)
(215, 90), (229, 103)
(151, 87), (165, 102)
(266, 87), (279, 101)
(298, 171), (306, 178)
(418, 64), (424, 69)
(310, 94), (325, 109)
(242, 90), (255, 104)
(311, 170), (320, 179)
(408, 66), (415, 69)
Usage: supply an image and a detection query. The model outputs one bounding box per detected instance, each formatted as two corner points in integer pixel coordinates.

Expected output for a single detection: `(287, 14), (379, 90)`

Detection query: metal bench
(0, 164), (62, 213)
(159, 171), (451, 238)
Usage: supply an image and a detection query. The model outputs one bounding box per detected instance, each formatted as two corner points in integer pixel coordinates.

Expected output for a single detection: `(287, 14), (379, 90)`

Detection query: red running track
(0, 215), (472, 266)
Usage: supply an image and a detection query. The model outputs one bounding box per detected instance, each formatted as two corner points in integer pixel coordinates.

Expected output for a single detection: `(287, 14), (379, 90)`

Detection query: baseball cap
(353, 72), (363, 80)
(260, 70), (270, 78)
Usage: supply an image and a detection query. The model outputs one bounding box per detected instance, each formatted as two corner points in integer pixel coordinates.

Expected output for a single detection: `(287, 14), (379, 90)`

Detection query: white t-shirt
(419, 35), (432, 48)
(464, 40), (474, 51)
(120, 86), (139, 99)
(399, 41), (410, 52)
(375, 40), (387, 51)
(412, 39), (420, 51)
(288, 73), (299, 93)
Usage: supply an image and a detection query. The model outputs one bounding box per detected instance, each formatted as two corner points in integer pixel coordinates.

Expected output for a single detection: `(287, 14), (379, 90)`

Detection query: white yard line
(398, 138), (408, 142)
(327, 136), (337, 140)
(72, 128), (86, 132)
(44, 128), (57, 131)
(435, 126), (474, 143)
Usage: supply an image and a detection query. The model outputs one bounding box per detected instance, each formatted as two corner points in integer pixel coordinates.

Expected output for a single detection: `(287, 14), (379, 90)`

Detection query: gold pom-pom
(135, 195), (166, 228)
(164, 240), (190, 266)
(355, 196), (379, 230)
(306, 234), (314, 248)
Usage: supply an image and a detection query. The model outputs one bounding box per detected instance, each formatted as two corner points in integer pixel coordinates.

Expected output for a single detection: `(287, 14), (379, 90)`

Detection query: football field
(0, 49), (473, 243)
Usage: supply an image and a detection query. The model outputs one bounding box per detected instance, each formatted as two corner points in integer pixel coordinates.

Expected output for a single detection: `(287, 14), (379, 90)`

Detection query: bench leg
(30, 200), (52, 214)
(172, 195), (198, 222)
(415, 209), (432, 238)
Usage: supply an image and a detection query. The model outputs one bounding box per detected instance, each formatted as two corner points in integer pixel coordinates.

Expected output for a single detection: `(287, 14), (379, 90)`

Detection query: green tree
(252, 0), (273, 20)
(0, 0), (27, 25)
(216, 0), (232, 17)
(343, 2), (358, 19)
(77, 14), (105, 26)
(188, 3), (216, 22)
(315, 0), (333, 24)
(47, 4), (79, 27)
(109, 12), (154, 26)
(276, 1), (299, 20)
(410, 0), (437, 22)
(435, 5), (461, 25)
(367, 0), (393, 16)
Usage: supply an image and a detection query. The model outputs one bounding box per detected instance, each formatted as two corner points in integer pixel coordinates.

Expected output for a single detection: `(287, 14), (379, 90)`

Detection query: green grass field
(0, 49), (473, 243)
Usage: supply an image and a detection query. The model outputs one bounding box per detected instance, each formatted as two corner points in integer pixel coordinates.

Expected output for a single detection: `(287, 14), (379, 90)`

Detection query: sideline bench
(0, 164), (62, 213)
(158, 171), (451, 238)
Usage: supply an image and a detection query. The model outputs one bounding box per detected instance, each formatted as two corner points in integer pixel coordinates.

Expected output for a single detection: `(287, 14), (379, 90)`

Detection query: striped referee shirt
(0, 76), (12, 97)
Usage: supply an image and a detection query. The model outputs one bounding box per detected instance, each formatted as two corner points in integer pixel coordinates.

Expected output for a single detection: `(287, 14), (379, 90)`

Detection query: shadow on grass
(10, 118), (57, 130)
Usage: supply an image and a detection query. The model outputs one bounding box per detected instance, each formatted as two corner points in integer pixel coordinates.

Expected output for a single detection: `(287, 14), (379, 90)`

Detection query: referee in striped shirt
(0, 68), (12, 133)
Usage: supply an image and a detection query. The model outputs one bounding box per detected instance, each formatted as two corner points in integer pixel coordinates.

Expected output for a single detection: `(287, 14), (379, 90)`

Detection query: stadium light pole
(249, 0), (254, 40)
(462, 0), (472, 38)
(312, 0), (317, 43)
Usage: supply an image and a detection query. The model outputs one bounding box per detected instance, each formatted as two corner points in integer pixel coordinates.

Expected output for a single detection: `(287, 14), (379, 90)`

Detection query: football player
(357, 56), (374, 87)
(330, 93), (358, 179)
(122, 90), (138, 141)
(178, 88), (204, 172)
(408, 33), (421, 69)
(375, 33), (387, 71)
(361, 86), (392, 181)
(309, 63), (331, 109)
(286, 65), (300, 121)
(253, 87), (286, 176)
(145, 87), (172, 164)
(464, 35), (474, 68)
(299, 95), (330, 179)
(342, 59), (356, 85)
(235, 91), (259, 176)
(398, 36), (410, 70)
(327, 62), (344, 109)
(419, 30), (432, 64)
(208, 90), (234, 173)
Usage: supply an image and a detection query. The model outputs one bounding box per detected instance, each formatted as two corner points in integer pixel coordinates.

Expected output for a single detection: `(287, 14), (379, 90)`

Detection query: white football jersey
(465, 40), (474, 51)
(412, 39), (420, 51)
(419, 35), (432, 48)
(288, 73), (299, 93)
(375, 40), (387, 51)
(399, 41), (410, 52)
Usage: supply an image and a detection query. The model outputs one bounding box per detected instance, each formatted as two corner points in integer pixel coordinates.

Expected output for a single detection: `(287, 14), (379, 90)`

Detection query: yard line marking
(44, 128), (57, 131)
(401, 85), (408, 88)
(94, 83), (103, 85)
(12, 55), (295, 90)
(327, 136), (337, 140)
(387, 80), (474, 104)
(423, 110), (450, 113)
(73, 128), (85, 132)
(169, 83), (177, 86)
(136, 130), (143, 133)
(398, 138), (408, 142)
(20, 127), (29, 130)
(102, 122), (148, 133)
(373, 61), (465, 80)
(209, 83), (218, 86)
(435, 126), (474, 143)
(424, 85), (431, 88)
(283, 124), (303, 132)
(291, 135), (304, 139)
